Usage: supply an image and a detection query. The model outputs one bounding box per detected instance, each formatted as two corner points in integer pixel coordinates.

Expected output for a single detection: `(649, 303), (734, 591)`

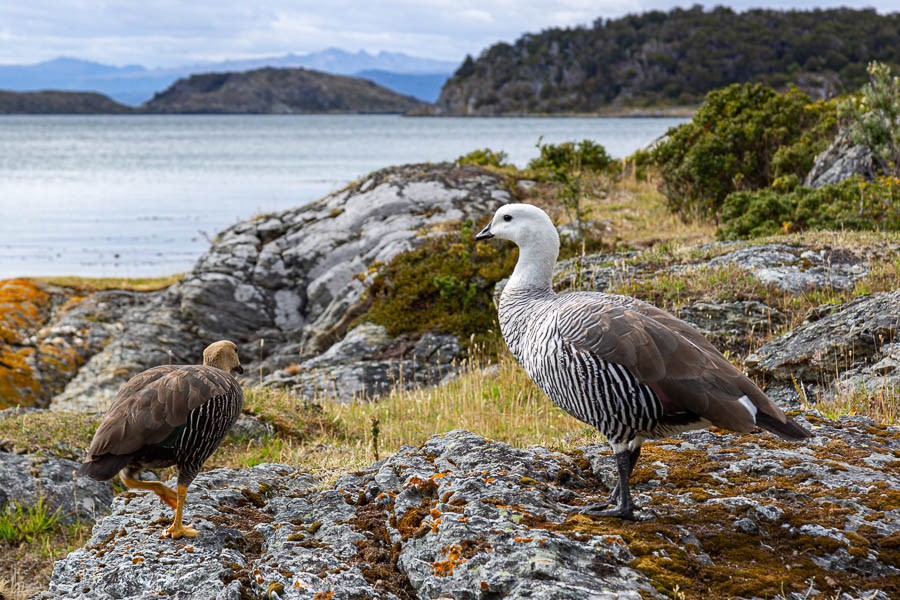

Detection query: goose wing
(556, 295), (788, 433)
(87, 365), (242, 459)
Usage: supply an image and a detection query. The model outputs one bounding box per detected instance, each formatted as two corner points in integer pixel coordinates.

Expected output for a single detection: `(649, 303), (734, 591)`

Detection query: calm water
(0, 114), (686, 278)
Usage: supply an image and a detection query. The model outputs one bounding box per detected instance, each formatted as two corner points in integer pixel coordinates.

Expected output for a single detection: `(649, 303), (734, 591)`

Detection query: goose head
(203, 340), (244, 374)
(476, 203), (560, 291)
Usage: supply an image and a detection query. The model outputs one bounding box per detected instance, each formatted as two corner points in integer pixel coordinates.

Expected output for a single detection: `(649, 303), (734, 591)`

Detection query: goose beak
(234, 365), (244, 374)
(474, 222), (494, 241)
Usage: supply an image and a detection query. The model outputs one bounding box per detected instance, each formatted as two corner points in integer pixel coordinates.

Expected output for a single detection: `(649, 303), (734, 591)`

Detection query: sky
(0, 1), (896, 69)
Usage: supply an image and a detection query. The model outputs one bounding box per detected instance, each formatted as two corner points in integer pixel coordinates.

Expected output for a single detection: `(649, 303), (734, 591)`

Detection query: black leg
(578, 446), (640, 520)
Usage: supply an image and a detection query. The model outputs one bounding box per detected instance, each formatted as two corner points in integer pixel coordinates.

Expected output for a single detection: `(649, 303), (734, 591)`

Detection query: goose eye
(503, 215), (513, 222)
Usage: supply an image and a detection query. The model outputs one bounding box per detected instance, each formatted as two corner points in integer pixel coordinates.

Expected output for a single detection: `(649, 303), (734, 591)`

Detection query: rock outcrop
(746, 290), (900, 390)
(52, 163), (510, 411)
(143, 67), (426, 114)
(38, 421), (900, 599)
(0, 280), (158, 409)
(804, 129), (878, 188)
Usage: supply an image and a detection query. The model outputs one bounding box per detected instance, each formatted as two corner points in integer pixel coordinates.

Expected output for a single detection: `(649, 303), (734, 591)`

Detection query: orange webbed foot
(161, 522), (199, 539)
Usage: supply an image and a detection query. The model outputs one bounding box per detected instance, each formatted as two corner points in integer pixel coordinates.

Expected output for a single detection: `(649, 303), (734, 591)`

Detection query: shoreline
(0, 106), (698, 118)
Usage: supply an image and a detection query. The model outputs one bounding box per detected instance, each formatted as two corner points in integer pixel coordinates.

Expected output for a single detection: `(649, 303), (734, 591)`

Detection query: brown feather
(560, 296), (790, 432)
(87, 365), (241, 460)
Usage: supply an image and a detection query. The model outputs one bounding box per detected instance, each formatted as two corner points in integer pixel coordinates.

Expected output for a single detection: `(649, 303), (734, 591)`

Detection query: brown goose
(78, 340), (244, 538)
(476, 203), (812, 519)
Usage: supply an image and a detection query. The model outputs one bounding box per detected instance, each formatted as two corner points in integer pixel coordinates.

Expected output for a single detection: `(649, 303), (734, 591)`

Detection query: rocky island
(0, 90), (132, 114)
(142, 67), (426, 114)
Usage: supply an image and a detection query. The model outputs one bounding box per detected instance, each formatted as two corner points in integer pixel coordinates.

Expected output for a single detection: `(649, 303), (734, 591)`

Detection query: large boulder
(38, 421), (900, 599)
(52, 164), (510, 411)
(746, 290), (900, 385)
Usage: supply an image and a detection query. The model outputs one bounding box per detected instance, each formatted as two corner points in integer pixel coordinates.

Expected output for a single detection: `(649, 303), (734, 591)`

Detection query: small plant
(0, 498), (61, 545)
(370, 416), (381, 462)
(529, 138), (616, 241)
(839, 60), (900, 177)
(457, 148), (509, 168)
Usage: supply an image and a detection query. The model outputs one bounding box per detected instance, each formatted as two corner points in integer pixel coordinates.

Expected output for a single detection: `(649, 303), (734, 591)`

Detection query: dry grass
(523, 175), (716, 252)
(815, 378), (900, 426)
(208, 351), (593, 483)
(32, 274), (183, 292)
(0, 522), (92, 600)
(0, 411), (99, 459)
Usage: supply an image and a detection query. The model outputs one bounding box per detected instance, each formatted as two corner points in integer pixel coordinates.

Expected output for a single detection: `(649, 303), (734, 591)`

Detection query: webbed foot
(161, 522), (198, 539)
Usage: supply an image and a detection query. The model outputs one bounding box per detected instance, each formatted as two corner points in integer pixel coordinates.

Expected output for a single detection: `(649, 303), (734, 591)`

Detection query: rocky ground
(34, 421), (900, 600)
(1, 158), (898, 599)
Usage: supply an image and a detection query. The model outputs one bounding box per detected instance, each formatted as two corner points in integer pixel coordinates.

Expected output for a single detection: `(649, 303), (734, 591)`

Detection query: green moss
(514, 430), (900, 599)
(362, 221), (517, 348)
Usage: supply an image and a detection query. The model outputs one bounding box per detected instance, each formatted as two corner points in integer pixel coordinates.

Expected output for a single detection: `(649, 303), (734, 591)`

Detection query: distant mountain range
(0, 49), (458, 105)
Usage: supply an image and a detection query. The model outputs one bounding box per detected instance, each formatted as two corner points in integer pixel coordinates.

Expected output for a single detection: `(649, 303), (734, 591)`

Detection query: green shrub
(528, 139), (618, 241)
(652, 83), (837, 220)
(719, 175), (900, 239)
(838, 61), (900, 176)
(457, 148), (510, 168)
(363, 219), (518, 344)
(528, 139), (615, 176)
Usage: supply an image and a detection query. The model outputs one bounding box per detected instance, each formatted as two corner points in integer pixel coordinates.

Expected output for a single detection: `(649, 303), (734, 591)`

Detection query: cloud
(0, 1), (895, 68)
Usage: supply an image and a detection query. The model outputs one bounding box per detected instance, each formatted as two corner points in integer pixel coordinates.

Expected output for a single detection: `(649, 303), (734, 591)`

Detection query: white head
(475, 203), (560, 291)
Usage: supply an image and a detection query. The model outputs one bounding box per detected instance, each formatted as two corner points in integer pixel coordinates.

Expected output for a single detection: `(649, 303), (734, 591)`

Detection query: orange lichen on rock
(0, 279), (53, 407)
(432, 544), (465, 577)
(0, 345), (40, 406)
(0, 279), (50, 344)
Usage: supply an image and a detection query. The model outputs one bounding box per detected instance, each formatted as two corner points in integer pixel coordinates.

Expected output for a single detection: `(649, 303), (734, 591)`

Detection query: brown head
(203, 340), (243, 374)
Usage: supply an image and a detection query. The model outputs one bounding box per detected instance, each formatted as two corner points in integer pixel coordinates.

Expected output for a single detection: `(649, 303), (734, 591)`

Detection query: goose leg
(579, 447), (640, 519)
(162, 484), (198, 539)
(120, 471), (178, 509)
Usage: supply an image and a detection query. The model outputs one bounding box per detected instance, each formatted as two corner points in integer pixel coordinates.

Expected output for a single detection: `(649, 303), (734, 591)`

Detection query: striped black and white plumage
(476, 204), (812, 519)
(78, 340), (244, 538)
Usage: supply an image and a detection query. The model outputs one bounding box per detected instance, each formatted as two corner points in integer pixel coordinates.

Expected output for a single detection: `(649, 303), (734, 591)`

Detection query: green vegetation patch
(0, 410), (98, 460)
(719, 175), (900, 239)
(33, 274), (183, 292)
(362, 220), (518, 345)
(652, 83), (837, 220)
(0, 497), (61, 545)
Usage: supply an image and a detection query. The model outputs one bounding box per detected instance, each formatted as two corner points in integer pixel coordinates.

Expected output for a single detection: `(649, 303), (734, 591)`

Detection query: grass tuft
(32, 274), (183, 292)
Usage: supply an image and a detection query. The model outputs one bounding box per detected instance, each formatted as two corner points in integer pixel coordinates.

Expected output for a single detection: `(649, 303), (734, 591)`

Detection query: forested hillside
(437, 6), (900, 115)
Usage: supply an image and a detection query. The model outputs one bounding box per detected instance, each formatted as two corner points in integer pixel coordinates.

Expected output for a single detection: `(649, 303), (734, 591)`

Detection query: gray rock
(553, 252), (638, 294)
(264, 323), (462, 402)
(805, 129), (878, 189)
(0, 451), (113, 524)
(707, 244), (868, 294)
(52, 164), (509, 411)
(832, 342), (900, 403)
(746, 290), (900, 384)
(38, 417), (900, 599)
(677, 300), (784, 353)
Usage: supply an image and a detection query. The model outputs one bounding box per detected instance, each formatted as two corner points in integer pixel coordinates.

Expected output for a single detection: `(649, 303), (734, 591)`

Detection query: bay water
(0, 114), (686, 278)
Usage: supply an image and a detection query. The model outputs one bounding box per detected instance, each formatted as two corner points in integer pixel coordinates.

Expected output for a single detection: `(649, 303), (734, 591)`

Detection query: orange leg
(161, 484), (198, 539)
(120, 474), (178, 508)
